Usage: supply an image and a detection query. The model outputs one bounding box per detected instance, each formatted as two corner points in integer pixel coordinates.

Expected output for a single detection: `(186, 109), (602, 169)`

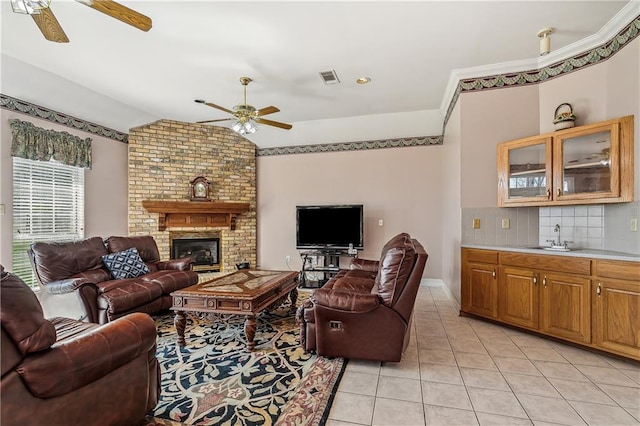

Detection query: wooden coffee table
(171, 270), (299, 351)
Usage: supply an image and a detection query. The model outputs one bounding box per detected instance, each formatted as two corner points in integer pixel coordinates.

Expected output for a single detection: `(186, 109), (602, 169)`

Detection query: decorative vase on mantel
(553, 103), (577, 130)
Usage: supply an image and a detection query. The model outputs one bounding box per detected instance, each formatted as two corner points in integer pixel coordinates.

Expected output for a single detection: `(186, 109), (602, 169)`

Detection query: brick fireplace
(127, 120), (256, 272)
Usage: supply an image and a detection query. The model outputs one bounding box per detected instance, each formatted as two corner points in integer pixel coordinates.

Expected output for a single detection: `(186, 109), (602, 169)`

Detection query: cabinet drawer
(595, 260), (640, 281)
(500, 252), (591, 275)
(464, 249), (498, 265)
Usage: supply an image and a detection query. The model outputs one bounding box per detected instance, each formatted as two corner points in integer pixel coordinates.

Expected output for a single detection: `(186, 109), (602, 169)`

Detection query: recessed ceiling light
(356, 77), (371, 84)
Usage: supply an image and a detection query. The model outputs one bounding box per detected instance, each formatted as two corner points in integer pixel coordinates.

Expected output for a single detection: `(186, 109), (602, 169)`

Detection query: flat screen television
(296, 204), (364, 250)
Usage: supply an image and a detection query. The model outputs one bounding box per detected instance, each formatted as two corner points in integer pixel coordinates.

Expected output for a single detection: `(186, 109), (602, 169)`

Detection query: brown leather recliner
(297, 233), (428, 362)
(0, 265), (160, 426)
(29, 235), (199, 324)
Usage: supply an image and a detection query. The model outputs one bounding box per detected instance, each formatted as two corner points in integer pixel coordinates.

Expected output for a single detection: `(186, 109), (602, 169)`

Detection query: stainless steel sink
(527, 246), (578, 252)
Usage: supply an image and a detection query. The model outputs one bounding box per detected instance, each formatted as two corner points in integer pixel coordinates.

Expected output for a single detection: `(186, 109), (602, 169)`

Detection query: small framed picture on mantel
(189, 176), (211, 201)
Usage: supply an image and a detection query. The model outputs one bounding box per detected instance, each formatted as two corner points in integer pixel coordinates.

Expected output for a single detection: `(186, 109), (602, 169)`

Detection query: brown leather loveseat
(297, 233), (428, 362)
(29, 235), (199, 324)
(1, 265), (160, 426)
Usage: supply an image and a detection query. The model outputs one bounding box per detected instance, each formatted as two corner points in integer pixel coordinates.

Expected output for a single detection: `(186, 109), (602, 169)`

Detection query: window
(12, 157), (85, 288)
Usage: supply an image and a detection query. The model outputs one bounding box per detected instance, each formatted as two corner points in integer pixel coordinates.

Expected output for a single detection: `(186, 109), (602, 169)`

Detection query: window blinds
(12, 157), (85, 288)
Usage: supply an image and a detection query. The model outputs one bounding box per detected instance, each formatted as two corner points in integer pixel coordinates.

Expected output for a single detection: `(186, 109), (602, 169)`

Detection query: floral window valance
(9, 119), (92, 169)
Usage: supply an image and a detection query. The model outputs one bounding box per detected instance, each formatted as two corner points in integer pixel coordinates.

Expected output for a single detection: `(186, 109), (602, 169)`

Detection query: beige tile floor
(326, 285), (640, 426)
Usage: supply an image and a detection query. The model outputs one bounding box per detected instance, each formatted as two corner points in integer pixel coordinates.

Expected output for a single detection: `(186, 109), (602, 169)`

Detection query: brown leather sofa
(297, 233), (428, 362)
(29, 235), (199, 324)
(1, 265), (160, 426)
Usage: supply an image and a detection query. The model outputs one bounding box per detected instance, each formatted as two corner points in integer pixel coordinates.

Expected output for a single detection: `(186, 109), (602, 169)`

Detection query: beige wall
(441, 101), (462, 302)
(257, 145), (443, 279)
(0, 109), (128, 270)
(460, 85), (541, 208)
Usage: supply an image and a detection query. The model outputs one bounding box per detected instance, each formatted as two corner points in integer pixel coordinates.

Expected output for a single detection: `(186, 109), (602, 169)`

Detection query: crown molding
(440, 2), (640, 118)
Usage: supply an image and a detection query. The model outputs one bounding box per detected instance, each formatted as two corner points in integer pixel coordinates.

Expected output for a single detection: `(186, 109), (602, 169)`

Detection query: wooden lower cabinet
(466, 263), (498, 318)
(461, 249), (498, 319)
(540, 273), (591, 344)
(461, 248), (640, 361)
(592, 260), (640, 359)
(499, 267), (539, 329)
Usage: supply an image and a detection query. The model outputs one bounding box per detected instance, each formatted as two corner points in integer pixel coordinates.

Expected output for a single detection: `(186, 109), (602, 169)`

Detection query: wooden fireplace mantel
(142, 200), (250, 231)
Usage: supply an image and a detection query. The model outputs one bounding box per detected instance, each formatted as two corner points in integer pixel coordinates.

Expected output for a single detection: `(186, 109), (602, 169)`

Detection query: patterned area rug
(143, 291), (345, 426)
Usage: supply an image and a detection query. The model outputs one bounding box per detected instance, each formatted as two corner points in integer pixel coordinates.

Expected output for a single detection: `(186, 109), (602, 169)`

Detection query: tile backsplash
(462, 201), (639, 255)
(461, 207), (539, 247)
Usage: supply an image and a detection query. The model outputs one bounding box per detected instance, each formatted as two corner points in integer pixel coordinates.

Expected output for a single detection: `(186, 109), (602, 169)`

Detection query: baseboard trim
(421, 278), (461, 313)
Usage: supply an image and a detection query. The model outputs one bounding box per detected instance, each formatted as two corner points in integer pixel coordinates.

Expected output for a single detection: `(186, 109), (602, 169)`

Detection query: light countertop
(461, 244), (640, 263)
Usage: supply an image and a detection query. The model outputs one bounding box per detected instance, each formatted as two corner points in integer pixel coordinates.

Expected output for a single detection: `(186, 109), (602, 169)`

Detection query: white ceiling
(0, 1), (632, 148)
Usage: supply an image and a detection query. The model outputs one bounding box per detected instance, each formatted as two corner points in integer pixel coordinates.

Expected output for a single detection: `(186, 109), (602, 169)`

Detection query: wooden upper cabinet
(498, 136), (552, 206)
(497, 115), (634, 207)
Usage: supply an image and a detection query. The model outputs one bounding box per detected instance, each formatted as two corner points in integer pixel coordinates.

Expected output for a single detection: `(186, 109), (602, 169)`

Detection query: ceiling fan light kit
(195, 76), (293, 135)
(12, 0), (152, 43)
(11, 0), (49, 14)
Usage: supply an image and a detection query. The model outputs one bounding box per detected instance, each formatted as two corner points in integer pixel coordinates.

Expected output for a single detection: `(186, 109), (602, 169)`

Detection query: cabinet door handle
(546, 188), (551, 199)
(533, 275), (538, 285)
(557, 188), (562, 197)
(596, 283), (601, 296)
(492, 269), (496, 279)
(543, 276), (547, 287)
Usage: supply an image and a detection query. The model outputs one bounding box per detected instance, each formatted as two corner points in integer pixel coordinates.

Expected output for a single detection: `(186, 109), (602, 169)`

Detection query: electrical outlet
(502, 218), (510, 229)
(378, 219), (384, 227)
(285, 255), (291, 262)
(631, 218), (638, 232)
(473, 218), (480, 229)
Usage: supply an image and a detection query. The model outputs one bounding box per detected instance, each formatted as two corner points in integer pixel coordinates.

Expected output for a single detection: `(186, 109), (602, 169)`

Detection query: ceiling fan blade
(203, 102), (235, 115)
(257, 106), (280, 116)
(256, 117), (293, 130)
(31, 7), (69, 43)
(75, 0), (152, 31)
(197, 118), (234, 124)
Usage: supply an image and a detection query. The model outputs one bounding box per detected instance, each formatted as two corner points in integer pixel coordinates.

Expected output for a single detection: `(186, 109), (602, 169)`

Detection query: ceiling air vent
(319, 70), (340, 85)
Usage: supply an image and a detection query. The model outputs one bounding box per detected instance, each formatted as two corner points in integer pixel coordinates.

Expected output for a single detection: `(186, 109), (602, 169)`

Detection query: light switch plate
(473, 218), (480, 229)
(631, 218), (638, 232)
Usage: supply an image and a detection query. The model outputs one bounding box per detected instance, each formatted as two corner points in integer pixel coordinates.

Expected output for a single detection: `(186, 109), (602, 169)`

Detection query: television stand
(298, 249), (357, 288)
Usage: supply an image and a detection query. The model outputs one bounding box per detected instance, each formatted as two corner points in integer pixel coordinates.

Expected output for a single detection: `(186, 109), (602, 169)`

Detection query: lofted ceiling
(0, 1), (632, 148)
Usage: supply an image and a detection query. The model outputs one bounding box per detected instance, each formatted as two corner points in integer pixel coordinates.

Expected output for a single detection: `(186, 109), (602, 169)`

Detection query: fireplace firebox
(171, 237), (220, 272)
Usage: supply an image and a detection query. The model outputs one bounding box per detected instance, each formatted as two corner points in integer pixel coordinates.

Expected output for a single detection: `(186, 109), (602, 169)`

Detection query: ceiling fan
(10, 0), (152, 43)
(195, 77), (293, 135)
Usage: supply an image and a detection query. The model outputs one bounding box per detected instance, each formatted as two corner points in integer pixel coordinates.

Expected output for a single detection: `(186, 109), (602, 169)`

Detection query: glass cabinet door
(553, 123), (619, 200)
(498, 137), (552, 205)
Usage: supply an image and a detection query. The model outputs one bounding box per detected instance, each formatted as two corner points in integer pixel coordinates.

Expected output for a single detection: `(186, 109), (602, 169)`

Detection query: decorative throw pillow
(101, 247), (150, 280)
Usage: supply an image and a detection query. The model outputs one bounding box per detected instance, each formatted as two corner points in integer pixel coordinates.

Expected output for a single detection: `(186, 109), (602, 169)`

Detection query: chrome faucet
(546, 224), (573, 249)
(546, 224), (562, 247)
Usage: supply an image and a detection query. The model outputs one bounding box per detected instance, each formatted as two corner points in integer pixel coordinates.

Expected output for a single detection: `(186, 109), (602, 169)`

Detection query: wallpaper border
(1, 94), (128, 143)
(1, 14), (638, 152)
(442, 14), (640, 132)
(256, 135), (443, 157)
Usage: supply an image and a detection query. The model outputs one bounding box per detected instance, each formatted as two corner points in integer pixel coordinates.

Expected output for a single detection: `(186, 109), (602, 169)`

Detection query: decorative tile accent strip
(1, 94), (128, 143)
(442, 15), (640, 132)
(257, 135), (442, 157)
